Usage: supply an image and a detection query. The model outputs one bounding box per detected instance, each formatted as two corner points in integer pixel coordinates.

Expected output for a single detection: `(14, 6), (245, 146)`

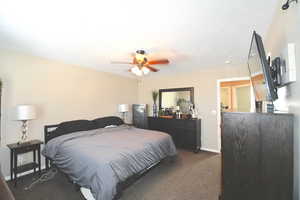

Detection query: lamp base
(122, 112), (126, 123)
(19, 120), (28, 144)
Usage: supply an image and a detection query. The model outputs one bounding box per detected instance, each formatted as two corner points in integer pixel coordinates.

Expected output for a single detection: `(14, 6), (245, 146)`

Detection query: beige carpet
(122, 150), (221, 200)
(9, 150), (221, 200)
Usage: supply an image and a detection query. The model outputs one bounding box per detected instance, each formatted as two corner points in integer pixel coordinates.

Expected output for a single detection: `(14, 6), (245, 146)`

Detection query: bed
(42, 116), (177, 200)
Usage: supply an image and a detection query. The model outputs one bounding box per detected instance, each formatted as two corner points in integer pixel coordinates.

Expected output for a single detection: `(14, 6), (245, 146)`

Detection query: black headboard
(44, 116), (124, 144)
(44, 116), (124, 169)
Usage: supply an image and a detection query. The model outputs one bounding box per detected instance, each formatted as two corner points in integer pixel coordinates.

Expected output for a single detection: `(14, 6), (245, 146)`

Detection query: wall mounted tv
(247, 31), (278, 102)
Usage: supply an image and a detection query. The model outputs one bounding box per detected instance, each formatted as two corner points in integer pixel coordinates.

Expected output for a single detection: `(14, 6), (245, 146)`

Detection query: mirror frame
(159, 87), (194, 110)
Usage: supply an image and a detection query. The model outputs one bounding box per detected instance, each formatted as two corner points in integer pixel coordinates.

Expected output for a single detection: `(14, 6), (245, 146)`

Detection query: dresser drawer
(148, 117), (201, 152)
(173, 119), (185, 127)
(185, 120), (196, 129)
(148, 118), (161, 131)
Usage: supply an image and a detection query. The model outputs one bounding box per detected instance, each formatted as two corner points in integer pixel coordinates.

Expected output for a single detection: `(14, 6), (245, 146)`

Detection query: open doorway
(220, 80), (251, 112)
(216, 77), (255, 151)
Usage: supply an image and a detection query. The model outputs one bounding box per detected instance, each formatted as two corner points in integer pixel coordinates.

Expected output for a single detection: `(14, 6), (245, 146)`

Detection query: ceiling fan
(111, 50), (170, 76)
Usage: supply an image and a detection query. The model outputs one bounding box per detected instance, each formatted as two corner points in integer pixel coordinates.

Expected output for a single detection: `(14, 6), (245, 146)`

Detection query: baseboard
(201, 147), (221, 154)
(4, 165), (46, 181)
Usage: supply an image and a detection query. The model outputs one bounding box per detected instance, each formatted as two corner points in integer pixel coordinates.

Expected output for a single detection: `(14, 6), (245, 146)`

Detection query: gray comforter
(42, 125), (177, 200)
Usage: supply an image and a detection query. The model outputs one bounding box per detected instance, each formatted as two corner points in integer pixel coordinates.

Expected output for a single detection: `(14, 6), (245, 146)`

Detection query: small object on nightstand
(7, 139), (43, 186)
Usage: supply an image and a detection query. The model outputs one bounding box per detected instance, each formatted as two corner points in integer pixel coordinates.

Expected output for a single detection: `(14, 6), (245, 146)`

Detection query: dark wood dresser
(221, 112), (293, 200)
(148, 117), (201, 152)
(132, 104), (148, 129)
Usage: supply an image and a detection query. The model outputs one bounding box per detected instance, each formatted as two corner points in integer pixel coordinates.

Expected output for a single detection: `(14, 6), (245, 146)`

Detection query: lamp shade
(118, 104), (129, 113)
(15, 105), (36, 121)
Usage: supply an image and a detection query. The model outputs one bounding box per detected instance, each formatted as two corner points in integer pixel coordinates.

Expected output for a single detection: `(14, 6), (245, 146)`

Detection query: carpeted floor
(8, 150), (221, 200)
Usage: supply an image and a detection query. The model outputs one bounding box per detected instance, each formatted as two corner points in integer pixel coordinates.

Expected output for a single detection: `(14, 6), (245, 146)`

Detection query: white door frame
(216, 77), (255, 152)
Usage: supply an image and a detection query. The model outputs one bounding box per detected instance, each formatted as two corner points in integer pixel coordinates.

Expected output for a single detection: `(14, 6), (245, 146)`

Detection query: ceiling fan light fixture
(131, 66), (142, 76)
(136, 50), (145, 55)
(131, 66), (139, 73)
(111, 49), (169, 75)
(135, 50), (146, 63)
(142, 67), (150, 75)
(135, 54), (145, 63)
(136, 70), (143, 76)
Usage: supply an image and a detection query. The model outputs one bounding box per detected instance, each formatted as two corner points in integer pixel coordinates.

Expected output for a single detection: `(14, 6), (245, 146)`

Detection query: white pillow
(104, 125), (118, 128)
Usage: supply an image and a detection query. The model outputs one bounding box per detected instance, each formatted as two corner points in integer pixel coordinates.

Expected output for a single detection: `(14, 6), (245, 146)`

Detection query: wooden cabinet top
(148, 116), (201, 121)
(222, 112), (293, 117)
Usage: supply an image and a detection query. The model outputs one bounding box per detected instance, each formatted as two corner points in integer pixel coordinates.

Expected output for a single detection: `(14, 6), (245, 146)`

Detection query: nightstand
(7, 139), (43, 186)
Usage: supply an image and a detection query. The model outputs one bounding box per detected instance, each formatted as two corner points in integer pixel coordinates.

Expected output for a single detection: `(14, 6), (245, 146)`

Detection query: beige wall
(265, 2), (300, 199)
(0, 49), (248, 178)
(0, 49), (138, 177)
(138, 66), (249, 152)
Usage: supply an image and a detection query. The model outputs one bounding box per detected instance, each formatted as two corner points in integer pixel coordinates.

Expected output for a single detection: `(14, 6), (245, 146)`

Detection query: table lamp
(15, 105), (36, 143)
(118, 104), (129, 122)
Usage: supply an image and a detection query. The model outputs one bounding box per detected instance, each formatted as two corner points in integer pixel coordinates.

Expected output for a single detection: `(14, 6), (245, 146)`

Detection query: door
(217, 78), (254, 154)
(220, 87), (231, 112)
(234, 85), (251, 112)
(220, 80), (251, 112)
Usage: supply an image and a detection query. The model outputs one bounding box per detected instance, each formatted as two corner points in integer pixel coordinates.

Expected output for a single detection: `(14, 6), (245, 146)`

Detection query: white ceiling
(0, 0), (279, 77)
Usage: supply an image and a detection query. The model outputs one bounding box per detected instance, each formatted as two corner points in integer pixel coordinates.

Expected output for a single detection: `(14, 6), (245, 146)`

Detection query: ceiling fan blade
(147, 59), (169, 65)
(111, 61), (134, 65)
(145, 65), (159, 72)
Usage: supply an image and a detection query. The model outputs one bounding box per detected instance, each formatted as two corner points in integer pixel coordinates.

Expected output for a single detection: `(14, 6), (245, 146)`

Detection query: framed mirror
(159, 87), (194, 113)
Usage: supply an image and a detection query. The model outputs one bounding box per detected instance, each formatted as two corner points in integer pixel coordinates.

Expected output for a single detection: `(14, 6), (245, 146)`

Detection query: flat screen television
(247, 31), (278, 101)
